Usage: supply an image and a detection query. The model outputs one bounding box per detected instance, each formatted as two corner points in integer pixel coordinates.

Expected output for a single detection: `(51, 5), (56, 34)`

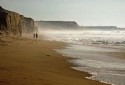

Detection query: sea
(40, 30), (125, 85)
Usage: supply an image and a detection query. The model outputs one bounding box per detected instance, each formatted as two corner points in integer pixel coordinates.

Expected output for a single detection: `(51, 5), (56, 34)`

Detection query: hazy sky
(1, 0), (125, 27)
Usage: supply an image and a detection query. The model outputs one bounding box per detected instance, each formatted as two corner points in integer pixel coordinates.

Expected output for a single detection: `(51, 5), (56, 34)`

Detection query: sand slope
(0, 37), (109, 85)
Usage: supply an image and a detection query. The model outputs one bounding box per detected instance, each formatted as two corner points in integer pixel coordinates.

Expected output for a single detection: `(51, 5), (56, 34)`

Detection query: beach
(0, 1), (124, 85)
(40, 30), (125, 85)
(0, 36), (109, 85)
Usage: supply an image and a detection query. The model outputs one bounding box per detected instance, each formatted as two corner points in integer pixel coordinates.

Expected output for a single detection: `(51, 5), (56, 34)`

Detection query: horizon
(36, 20), (125, 28)
(1, 0), (125, 28)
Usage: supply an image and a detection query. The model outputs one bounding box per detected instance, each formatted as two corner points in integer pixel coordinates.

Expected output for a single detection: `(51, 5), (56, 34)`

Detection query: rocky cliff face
(0, 6), (37, 36)
(21, 17), (37, 34)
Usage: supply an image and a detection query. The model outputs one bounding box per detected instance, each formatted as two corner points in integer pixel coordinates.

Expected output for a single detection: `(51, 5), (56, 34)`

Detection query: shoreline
(0, 36), (110, 85)
(57, 43), (125, 85)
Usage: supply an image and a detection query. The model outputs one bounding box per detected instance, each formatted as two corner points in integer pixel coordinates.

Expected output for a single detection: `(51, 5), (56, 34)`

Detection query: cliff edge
(0, 6), (37, 36)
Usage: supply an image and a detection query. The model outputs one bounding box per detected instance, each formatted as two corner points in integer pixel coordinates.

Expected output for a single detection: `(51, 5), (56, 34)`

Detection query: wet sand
(0, 36), (110, 85)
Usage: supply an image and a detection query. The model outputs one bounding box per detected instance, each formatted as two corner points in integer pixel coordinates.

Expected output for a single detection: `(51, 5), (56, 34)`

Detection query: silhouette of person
(33, 33), (35, 39)
(36, 33), (38, 39)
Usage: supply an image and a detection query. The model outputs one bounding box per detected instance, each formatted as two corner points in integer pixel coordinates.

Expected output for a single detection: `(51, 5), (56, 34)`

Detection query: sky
(1, 0), (125, 27)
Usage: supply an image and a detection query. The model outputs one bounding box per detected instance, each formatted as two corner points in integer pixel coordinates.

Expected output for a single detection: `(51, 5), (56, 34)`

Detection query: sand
(0, 36), (110, 85)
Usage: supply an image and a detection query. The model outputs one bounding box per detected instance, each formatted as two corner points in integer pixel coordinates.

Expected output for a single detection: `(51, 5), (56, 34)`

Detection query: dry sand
(0, 36), (110, 85)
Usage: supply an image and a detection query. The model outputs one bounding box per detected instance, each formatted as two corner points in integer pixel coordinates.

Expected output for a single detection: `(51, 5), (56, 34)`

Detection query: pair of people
(33, 33), (38, 39)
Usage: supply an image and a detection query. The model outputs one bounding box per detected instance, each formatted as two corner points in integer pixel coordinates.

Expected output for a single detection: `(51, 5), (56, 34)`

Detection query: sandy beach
(0, 36), (110, 85)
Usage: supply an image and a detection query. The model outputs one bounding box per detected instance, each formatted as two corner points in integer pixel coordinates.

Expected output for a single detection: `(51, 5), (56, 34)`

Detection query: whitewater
(39, 30), (125, 85)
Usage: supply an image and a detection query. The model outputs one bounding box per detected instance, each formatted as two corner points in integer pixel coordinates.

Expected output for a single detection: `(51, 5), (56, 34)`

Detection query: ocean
(40, 30), (125, 85)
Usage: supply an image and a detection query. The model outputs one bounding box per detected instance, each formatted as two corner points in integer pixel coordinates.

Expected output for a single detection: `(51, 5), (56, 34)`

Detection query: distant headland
(35, 20), (123, 31)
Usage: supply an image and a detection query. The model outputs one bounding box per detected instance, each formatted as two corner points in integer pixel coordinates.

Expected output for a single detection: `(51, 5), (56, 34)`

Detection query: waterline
(56, 44), (125, 85)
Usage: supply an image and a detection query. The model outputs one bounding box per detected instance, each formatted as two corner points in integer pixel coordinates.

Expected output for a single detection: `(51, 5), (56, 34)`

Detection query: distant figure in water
(36, 33), (38, 40)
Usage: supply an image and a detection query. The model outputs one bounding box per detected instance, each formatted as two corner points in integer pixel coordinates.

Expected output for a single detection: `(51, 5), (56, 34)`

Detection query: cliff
(0, 6), (37, 36)
(35, 21), (79, 30)
(80, 26), (118, 30)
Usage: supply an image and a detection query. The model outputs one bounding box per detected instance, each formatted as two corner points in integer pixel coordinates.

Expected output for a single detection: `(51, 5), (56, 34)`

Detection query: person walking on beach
(33, 33), (36, 39)
(36, 33), (38, 40)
